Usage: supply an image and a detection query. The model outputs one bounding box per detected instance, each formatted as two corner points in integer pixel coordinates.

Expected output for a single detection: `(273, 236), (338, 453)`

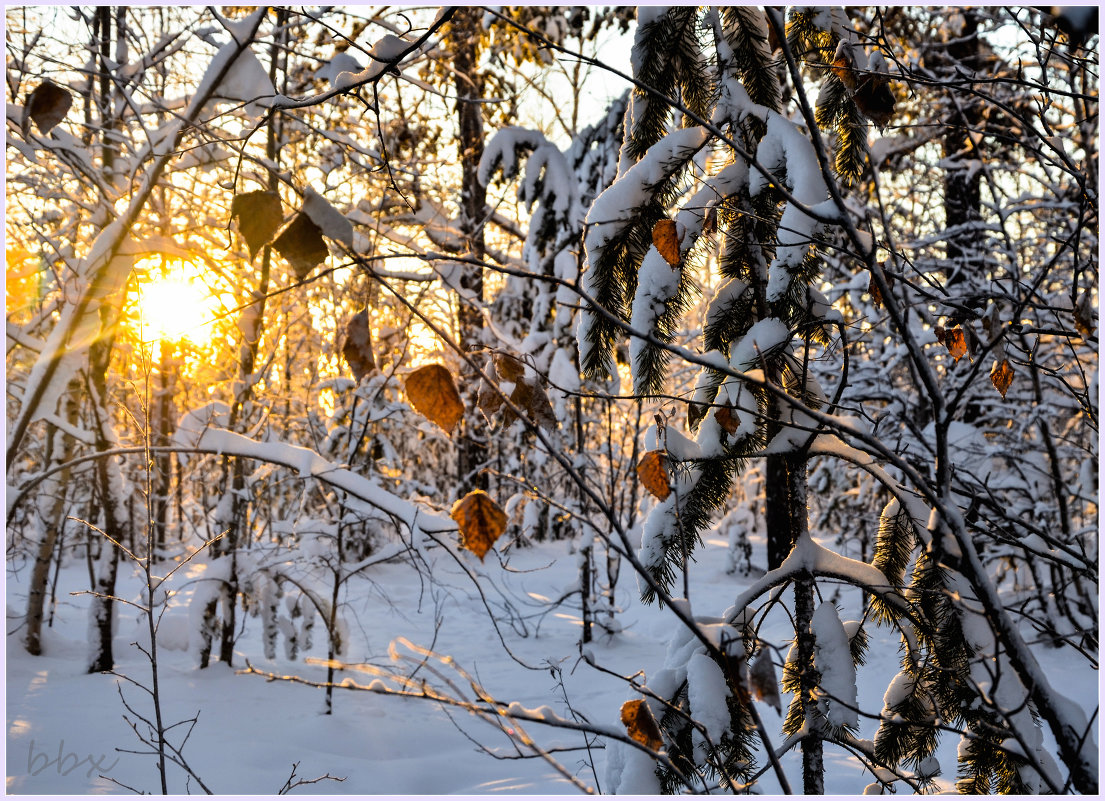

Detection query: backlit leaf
(749, 651), (782, 713)
(652, 219), (681, 267)
(273, 212), (329, 279)
(831, 55), (856, 91)
(854, 75), (896, 128)
(231, 190), (283, 260)
(620, 699), (664, 751)
(716, 404), (740, 435)
(405, 363), (464, 434)
(702, 206), (718, 236)
(944, 327), (968, 362)
(23, 80), (72, 136)
(868, 273), (883, 309)
(451, 490), (506, 561)
(1074, 291), (1095, 339)
(991, 358), (1014, 399)
(342, 308), (375, 381)
(637, 450), (671, 500)
(869, 267), (897, 309)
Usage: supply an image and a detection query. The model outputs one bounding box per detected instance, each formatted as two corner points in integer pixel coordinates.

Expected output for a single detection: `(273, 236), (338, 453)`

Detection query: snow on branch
(194, 427), (453, 536)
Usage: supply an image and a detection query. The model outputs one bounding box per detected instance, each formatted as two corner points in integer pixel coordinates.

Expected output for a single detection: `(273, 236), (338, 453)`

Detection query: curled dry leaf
(715, 404), (741, 435)
(853, 75), (896, 127)
(342, 308), (375, 381)
(991, 357), (1015, 399)
(23, 79), (73, 136)
(231, 190), (283, 260)
(273, 212), (329, 279)
(478, 354), (558, 432)
(1074, 291), (1095, 339)
(451, 490), (507, 561)
(651, 219), (681, 267)
(637, 450), (671, 501)
(869, 267), (894, 309)
(944, 327), (968, 362)
(405, 363), (464, 434)
(619, 699), (664, 751)
(831, 44), (858, 91)
(748, 651), (783, 713)
(702, 205), (719, 236)
(687, 401), (708, 431)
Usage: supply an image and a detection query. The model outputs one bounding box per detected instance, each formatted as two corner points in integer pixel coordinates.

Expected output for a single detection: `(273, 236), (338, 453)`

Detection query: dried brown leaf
(342, 308), (375, 381)
(945, 327), (968, 362)
(619, 699), (664, 751)
(231, 190), (283, 260)
(749, 651), (782, 713)
(405, 363), (464, 434)
(687, 402), (709, 432)
(637, 450), (671, 501)
(1075, 291), (1095, 339)
(451, 490), (507, 561)
(273, 212), (329, 279)
(831, 54), (857, 91)
(716, 404), (740, 435)
(854, 75), (896, 128)
(23, 80), (72, 136)
(652, 219), (681, 267)
(493, 353), (526, 383)
(991, 357), (1015, 399)
(702, 206), (718, 236)
(479, 355), (558, 432)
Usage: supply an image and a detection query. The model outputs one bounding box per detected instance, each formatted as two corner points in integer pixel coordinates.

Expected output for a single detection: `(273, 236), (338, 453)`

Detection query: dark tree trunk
(452, 8), (490, 494)
(765, 454), (793, 570)
(203, 10), (288, 667)
(942, 9), (984, 286)
(85, 7), (127, 674)
(152, 339), (176, 558)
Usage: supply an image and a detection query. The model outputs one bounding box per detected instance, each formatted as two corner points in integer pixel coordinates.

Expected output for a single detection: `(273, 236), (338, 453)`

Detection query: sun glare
(136, 274), (219, 344)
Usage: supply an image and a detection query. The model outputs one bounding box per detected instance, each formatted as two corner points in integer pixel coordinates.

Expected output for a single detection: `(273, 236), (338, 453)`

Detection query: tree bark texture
(452, 7), (490, 494)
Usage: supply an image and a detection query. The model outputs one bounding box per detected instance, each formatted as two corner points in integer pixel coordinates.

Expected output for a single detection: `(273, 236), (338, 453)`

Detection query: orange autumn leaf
(637, 450), (671, 500)
(945, 327), (968, 362)
(620, 699), (664, 751)
(991, 358), (1015, 399)
(652, 219), (681, 267)
(405, 363), (464, 434)
(451, 490), (507, 561)
(868, 272), (883, 308)
(716, 405), (740, 435)
(831, 54), (857, 91)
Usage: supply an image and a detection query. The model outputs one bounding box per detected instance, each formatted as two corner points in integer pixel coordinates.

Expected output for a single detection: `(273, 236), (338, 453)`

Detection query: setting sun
(136, 275), (219, 344)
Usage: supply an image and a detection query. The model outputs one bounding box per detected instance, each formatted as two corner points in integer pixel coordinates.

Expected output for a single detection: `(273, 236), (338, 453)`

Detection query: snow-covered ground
(6, 530), (1096, 794)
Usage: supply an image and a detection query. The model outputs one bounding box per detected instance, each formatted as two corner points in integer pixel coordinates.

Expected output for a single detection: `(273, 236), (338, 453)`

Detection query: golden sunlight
(135, 271), (220, 344)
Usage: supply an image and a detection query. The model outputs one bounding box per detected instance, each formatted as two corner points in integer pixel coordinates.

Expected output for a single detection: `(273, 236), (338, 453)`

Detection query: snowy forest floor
(7, 529), (1096, 795)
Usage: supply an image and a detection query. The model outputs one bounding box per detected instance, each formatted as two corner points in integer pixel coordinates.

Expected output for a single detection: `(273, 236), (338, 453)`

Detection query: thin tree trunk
(23, 389), (79, 655)
(452, 7), (489, 494)
(85, 6), (128, 674)
(580, 539), (593, 644)
(152, 338), (176, 558)
(205, 9), (288, 667)
(765, 454), (792, 570)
